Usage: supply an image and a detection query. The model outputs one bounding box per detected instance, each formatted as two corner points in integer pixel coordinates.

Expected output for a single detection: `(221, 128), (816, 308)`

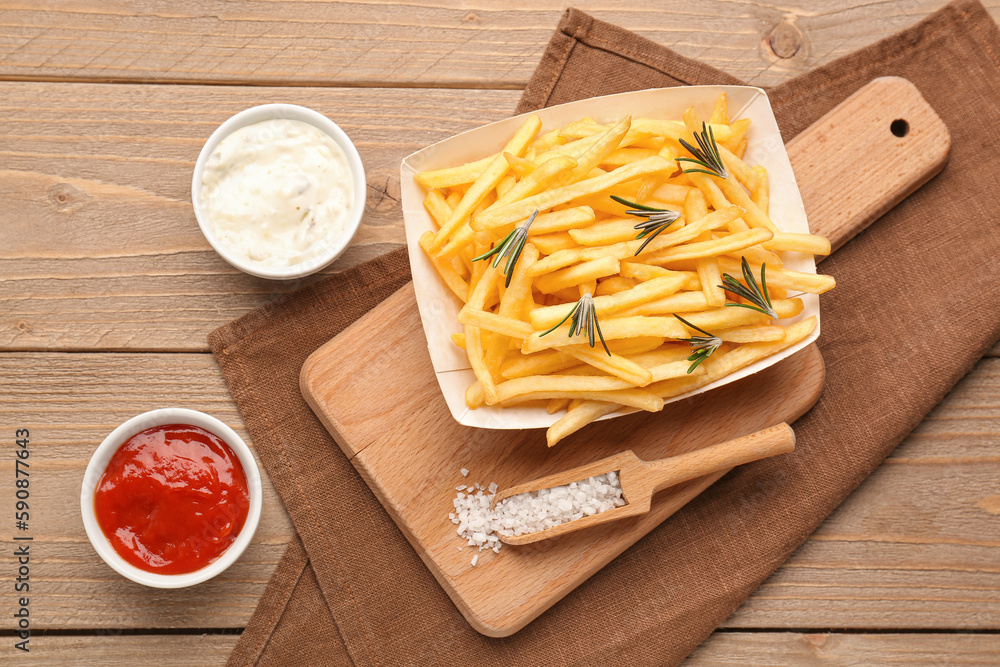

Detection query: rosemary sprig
(472, 210), (538, 287)
(539, 292), (611, 356)
(677, 121), (728, 179)
(719, 256), (777, 319)
(674, 314), (722, 374)
(610, 195), (681, 255)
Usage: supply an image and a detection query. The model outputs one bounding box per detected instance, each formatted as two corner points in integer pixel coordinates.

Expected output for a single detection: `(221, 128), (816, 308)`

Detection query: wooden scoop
(494, 423), (795, 545)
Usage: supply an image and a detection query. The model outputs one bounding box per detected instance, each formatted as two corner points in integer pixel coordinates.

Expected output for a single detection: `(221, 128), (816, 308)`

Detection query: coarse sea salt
(450, 469), (626, 561)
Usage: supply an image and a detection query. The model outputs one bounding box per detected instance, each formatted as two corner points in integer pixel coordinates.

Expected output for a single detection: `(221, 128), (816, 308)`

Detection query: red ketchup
(94, 424), (250, 575)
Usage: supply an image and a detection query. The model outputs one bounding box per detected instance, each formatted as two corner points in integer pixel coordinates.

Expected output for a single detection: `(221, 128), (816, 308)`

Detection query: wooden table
(2, 2), (998, 663)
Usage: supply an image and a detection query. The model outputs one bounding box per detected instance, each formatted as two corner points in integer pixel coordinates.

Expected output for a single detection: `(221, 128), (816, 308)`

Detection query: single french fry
(617, 290), (710, 317)
(547, 398), (570, 414)
(762, 232), (832, 256)
(563, 346), (653, 386)
(534, 256), (621, 295)
(415, 153), (496, 190)
(446, 190), (463, 208)
(626, 345), (693, 368)
(709, 93), (729, 125)
(734, 136), (748, 159)
(501, 336), (663, 379)
(458, 308), (534, 339)
(630, 117), (733, 143)
(648, 182), (695, 206)
(503, 152), (537, 178)
(720, 242), (783, 269)
(600, 147), (658, 167)
(720, 258), (836, 295)
(530, 274), (688, 329)
(471, 156), (674, 231)
(483, 244), (539, 374)
(712, 172), (779, 233)
(643, 227), (773, 265)
(530, 231), (579, 255)
(594, 276), (637, 296)
(718, 144), (761, 192)
(681, 298), (803, 331)
(494, 375), (663, 412)
(424, 190), (453, 229)
(419, 231), (469, 302)
(751, 165), (769, 214)
(430, 115), (542, 251)
(726, 118), (751, 147)
(570, 217), (642, 246)
(529, 206), (597, 235)
(696, 254), (726, 308)
(650, 359), (704, 382)
(497, 173), (517, 199)
(546, 287), (583, 303)
(451, 332), (466, 350)
(619, 262), (674, 281)
(713, 324), (786, 343)
(546, 401), (621, 447)
(465, 264), (501, 404)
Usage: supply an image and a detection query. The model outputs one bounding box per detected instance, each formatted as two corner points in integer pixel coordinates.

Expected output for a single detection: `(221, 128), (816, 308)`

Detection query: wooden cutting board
(301, 77), (950, 637)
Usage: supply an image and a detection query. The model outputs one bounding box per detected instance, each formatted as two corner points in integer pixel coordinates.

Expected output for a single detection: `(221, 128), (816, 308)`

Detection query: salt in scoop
(494, 423), (795, 545)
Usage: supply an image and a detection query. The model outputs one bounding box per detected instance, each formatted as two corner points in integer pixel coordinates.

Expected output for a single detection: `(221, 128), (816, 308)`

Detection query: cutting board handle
(785, 76), (951, 255)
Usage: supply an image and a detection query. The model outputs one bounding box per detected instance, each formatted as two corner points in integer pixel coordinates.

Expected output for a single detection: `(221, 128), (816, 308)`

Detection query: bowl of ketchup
(81, 408), (262, 588)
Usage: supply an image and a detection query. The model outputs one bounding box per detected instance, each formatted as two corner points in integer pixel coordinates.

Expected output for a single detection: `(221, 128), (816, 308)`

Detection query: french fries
(415, 95), (834, 446)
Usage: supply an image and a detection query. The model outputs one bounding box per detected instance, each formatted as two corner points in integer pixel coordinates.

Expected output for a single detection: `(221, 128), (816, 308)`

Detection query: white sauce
(200, 118), (354, 268)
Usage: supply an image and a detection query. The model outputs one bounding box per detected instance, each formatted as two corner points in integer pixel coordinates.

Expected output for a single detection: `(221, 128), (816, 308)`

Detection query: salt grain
(460, 468), (469, 477)
(449, 469), (625, 564)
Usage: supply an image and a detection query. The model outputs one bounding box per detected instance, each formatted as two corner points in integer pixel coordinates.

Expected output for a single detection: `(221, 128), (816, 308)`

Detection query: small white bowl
(191, 103), (366, 280)
(81, 408), (263, 588)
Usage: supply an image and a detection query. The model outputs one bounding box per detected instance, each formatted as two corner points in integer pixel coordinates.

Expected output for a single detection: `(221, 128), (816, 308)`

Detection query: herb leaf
(719, 256), (777, 319)
(539, 293), (611, 356)
(472, 210), (538, 287)
(610, 195), (682, 256)
(677, 122), (728, 179)
(673, 314), (722, 374)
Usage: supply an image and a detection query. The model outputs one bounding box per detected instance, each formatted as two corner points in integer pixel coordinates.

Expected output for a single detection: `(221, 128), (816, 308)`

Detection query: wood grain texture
(0, 82), (519, 351)
(0, 353), (294, 631)
(10, 632), (1000, 665)
(687, 632), (1000, 665)
(2, 1), (999, 89)
(1, 352), (999, 631)
(786, 77), (950, 252)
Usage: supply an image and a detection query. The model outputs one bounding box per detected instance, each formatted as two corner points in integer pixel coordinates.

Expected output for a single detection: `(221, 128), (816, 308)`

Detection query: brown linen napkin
(216, 1), (1000, 664)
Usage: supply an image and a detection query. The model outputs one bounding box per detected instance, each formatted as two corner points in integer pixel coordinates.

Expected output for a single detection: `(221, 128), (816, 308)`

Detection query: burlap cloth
(211, 1), (1000, 664)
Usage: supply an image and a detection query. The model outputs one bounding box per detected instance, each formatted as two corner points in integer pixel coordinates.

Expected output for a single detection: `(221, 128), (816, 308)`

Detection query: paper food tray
(400, 86), (819, 429)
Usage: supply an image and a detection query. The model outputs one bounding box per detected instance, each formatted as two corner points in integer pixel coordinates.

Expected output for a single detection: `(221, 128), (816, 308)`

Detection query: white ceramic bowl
(81, 408), (263, 588)
(191, 103), (366, 280)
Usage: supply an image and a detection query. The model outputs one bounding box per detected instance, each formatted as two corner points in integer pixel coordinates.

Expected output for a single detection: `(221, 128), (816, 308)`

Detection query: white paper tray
(400, 86), (819, 429)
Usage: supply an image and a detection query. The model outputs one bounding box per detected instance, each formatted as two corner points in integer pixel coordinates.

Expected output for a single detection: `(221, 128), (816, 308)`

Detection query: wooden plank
(688, 632), (1000, 665)
(9, 632), (1000, 665)
(1, 1), (998, 88)
(2, 351), (1000, 631)
(0, 82), (519, 351)
(9, 635), (239, 665)
(0, 352), (294, 630)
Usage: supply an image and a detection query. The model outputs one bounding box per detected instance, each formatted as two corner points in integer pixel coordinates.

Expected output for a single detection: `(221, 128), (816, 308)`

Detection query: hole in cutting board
(890, 119), (909, 137)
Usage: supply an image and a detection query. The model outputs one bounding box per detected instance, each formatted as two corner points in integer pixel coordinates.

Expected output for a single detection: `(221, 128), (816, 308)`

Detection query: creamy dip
(200, 118), (354, 268)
